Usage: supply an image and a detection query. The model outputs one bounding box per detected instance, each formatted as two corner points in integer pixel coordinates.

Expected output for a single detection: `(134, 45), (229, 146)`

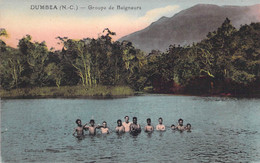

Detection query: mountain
(118, 4), (260, 53)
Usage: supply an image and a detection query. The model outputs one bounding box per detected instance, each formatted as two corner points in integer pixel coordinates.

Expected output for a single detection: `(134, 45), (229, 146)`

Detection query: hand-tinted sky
(1, 0), (259, 49)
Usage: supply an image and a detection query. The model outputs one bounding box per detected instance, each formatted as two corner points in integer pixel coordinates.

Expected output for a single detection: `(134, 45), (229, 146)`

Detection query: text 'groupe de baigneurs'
(30, 4), (141, 11)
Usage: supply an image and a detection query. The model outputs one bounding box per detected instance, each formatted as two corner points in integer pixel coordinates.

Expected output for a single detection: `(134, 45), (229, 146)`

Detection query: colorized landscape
(1, 1), (260, 162)
(1, 5), (260, 98)
(1, 3), (260, 98)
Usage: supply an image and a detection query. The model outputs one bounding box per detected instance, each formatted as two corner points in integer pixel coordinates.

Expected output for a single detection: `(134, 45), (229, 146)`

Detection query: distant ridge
(118, 4), (260, 53)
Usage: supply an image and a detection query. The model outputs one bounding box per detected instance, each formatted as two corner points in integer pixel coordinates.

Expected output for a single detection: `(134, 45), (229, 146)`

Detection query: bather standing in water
(176, 118), (185, 131)
(115, 119), (125, 134)
(144, 118), (154, 132)
(171, 124), (176, 130)
(156, 117), (166, 131)
(73, 119), (87, 137)
(130, 117), (141, 134)
(100, 121), (110, 134)
(84, 119), (101, 135)
(122, 116), (132, 132)
(185, 123), (192, 132)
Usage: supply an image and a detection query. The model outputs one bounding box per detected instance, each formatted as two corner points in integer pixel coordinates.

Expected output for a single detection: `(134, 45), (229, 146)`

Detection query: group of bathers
(73, 116), (191, 137)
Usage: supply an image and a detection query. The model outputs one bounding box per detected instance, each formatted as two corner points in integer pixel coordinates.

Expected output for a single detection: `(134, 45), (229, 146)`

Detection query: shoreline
(1, 91), (259, 100)
(0, 85), (136, 100)
(0, 93), (140, 100)
(149, 92), (260, 99)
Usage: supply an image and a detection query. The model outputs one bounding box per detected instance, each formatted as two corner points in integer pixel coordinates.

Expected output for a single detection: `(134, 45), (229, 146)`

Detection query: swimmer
(171, 124), (176, 130)
(100, 121), (110, 134)
(122, 116), (132, 132)
(156, 117), (166, 131)
(144, 118), (154, 132)
(115, 119), (125, 134)
(84, 119), (101, 135)
(130, 117), (141, 134)
(73, 119), (87, 137)
(176, 118), (185, 131)
(185, 123), (191, 132)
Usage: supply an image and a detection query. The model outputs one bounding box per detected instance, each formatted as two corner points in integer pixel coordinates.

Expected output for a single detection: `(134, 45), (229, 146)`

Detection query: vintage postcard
(1, 0), (260, 162)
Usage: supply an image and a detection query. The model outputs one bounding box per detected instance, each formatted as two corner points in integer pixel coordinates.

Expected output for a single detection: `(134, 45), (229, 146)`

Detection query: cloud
(138, 5), (180, 23)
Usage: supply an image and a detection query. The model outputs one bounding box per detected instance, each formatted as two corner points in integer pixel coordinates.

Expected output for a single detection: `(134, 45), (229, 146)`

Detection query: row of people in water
(73, 116), (191, 137)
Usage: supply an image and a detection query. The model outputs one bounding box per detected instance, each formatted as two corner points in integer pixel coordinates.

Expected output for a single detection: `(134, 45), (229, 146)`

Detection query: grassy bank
(0, 85), (135, 99)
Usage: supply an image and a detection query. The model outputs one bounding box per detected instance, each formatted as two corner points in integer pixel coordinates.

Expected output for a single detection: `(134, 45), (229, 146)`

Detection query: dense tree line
(0, 28), (146, 91)
(146, 18), (260, 95)
(1, 19), (259, 96)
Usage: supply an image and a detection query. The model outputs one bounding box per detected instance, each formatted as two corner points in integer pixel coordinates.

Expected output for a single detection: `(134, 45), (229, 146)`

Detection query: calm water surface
(1, 95), (260, 162)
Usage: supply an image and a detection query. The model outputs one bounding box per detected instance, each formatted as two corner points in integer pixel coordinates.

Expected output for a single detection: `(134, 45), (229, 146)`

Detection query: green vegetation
(0, 85), (134, 98)
(0, 28), (143, 98)
(144, 19), (260, 96)
(0, 19), (260, 98)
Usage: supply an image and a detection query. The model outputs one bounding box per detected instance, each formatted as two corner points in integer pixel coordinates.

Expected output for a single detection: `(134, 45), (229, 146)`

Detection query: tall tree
(18, 35), (49, 87)
(0, 48), (24, 89)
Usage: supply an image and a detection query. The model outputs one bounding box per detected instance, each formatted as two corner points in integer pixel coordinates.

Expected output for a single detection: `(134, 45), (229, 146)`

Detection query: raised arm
(83, 125), (89, 130)
(83, 122), (88, 128)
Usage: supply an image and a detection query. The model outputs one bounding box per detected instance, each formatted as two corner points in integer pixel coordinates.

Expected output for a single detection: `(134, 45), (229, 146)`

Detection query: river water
(1, 95), (260, 162)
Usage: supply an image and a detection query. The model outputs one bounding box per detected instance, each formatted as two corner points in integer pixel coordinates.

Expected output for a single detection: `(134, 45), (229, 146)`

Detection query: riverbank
(144, 86), (260, 98)
(0, 85), (135, 99)
(1, 85), (259, 99)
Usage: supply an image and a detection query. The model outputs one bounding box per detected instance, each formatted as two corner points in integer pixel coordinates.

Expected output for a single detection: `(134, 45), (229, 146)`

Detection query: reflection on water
(1, 95), (260, 162)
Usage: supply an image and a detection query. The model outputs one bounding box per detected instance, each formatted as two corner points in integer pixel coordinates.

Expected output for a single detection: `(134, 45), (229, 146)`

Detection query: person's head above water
(158, 117), (163, 124)
(133, 117), (137, 124)
(124, 116), (129, 123)
(186, 123), (191, 130)
(147, 118), (151, 125)
(90, 119), (95, 126)
(76, 119), (81, 125)
(117, 119), (122, 126)
(178, 118), (183, 126)
(102, 121), (107, 128)
(171, 124), (176, 130)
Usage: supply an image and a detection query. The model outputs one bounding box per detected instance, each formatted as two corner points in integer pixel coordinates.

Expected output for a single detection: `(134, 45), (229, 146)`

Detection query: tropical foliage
(1, 19), (260, 96)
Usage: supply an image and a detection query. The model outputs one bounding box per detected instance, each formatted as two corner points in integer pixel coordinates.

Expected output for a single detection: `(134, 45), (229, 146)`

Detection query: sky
(0, 0), (259, 49)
